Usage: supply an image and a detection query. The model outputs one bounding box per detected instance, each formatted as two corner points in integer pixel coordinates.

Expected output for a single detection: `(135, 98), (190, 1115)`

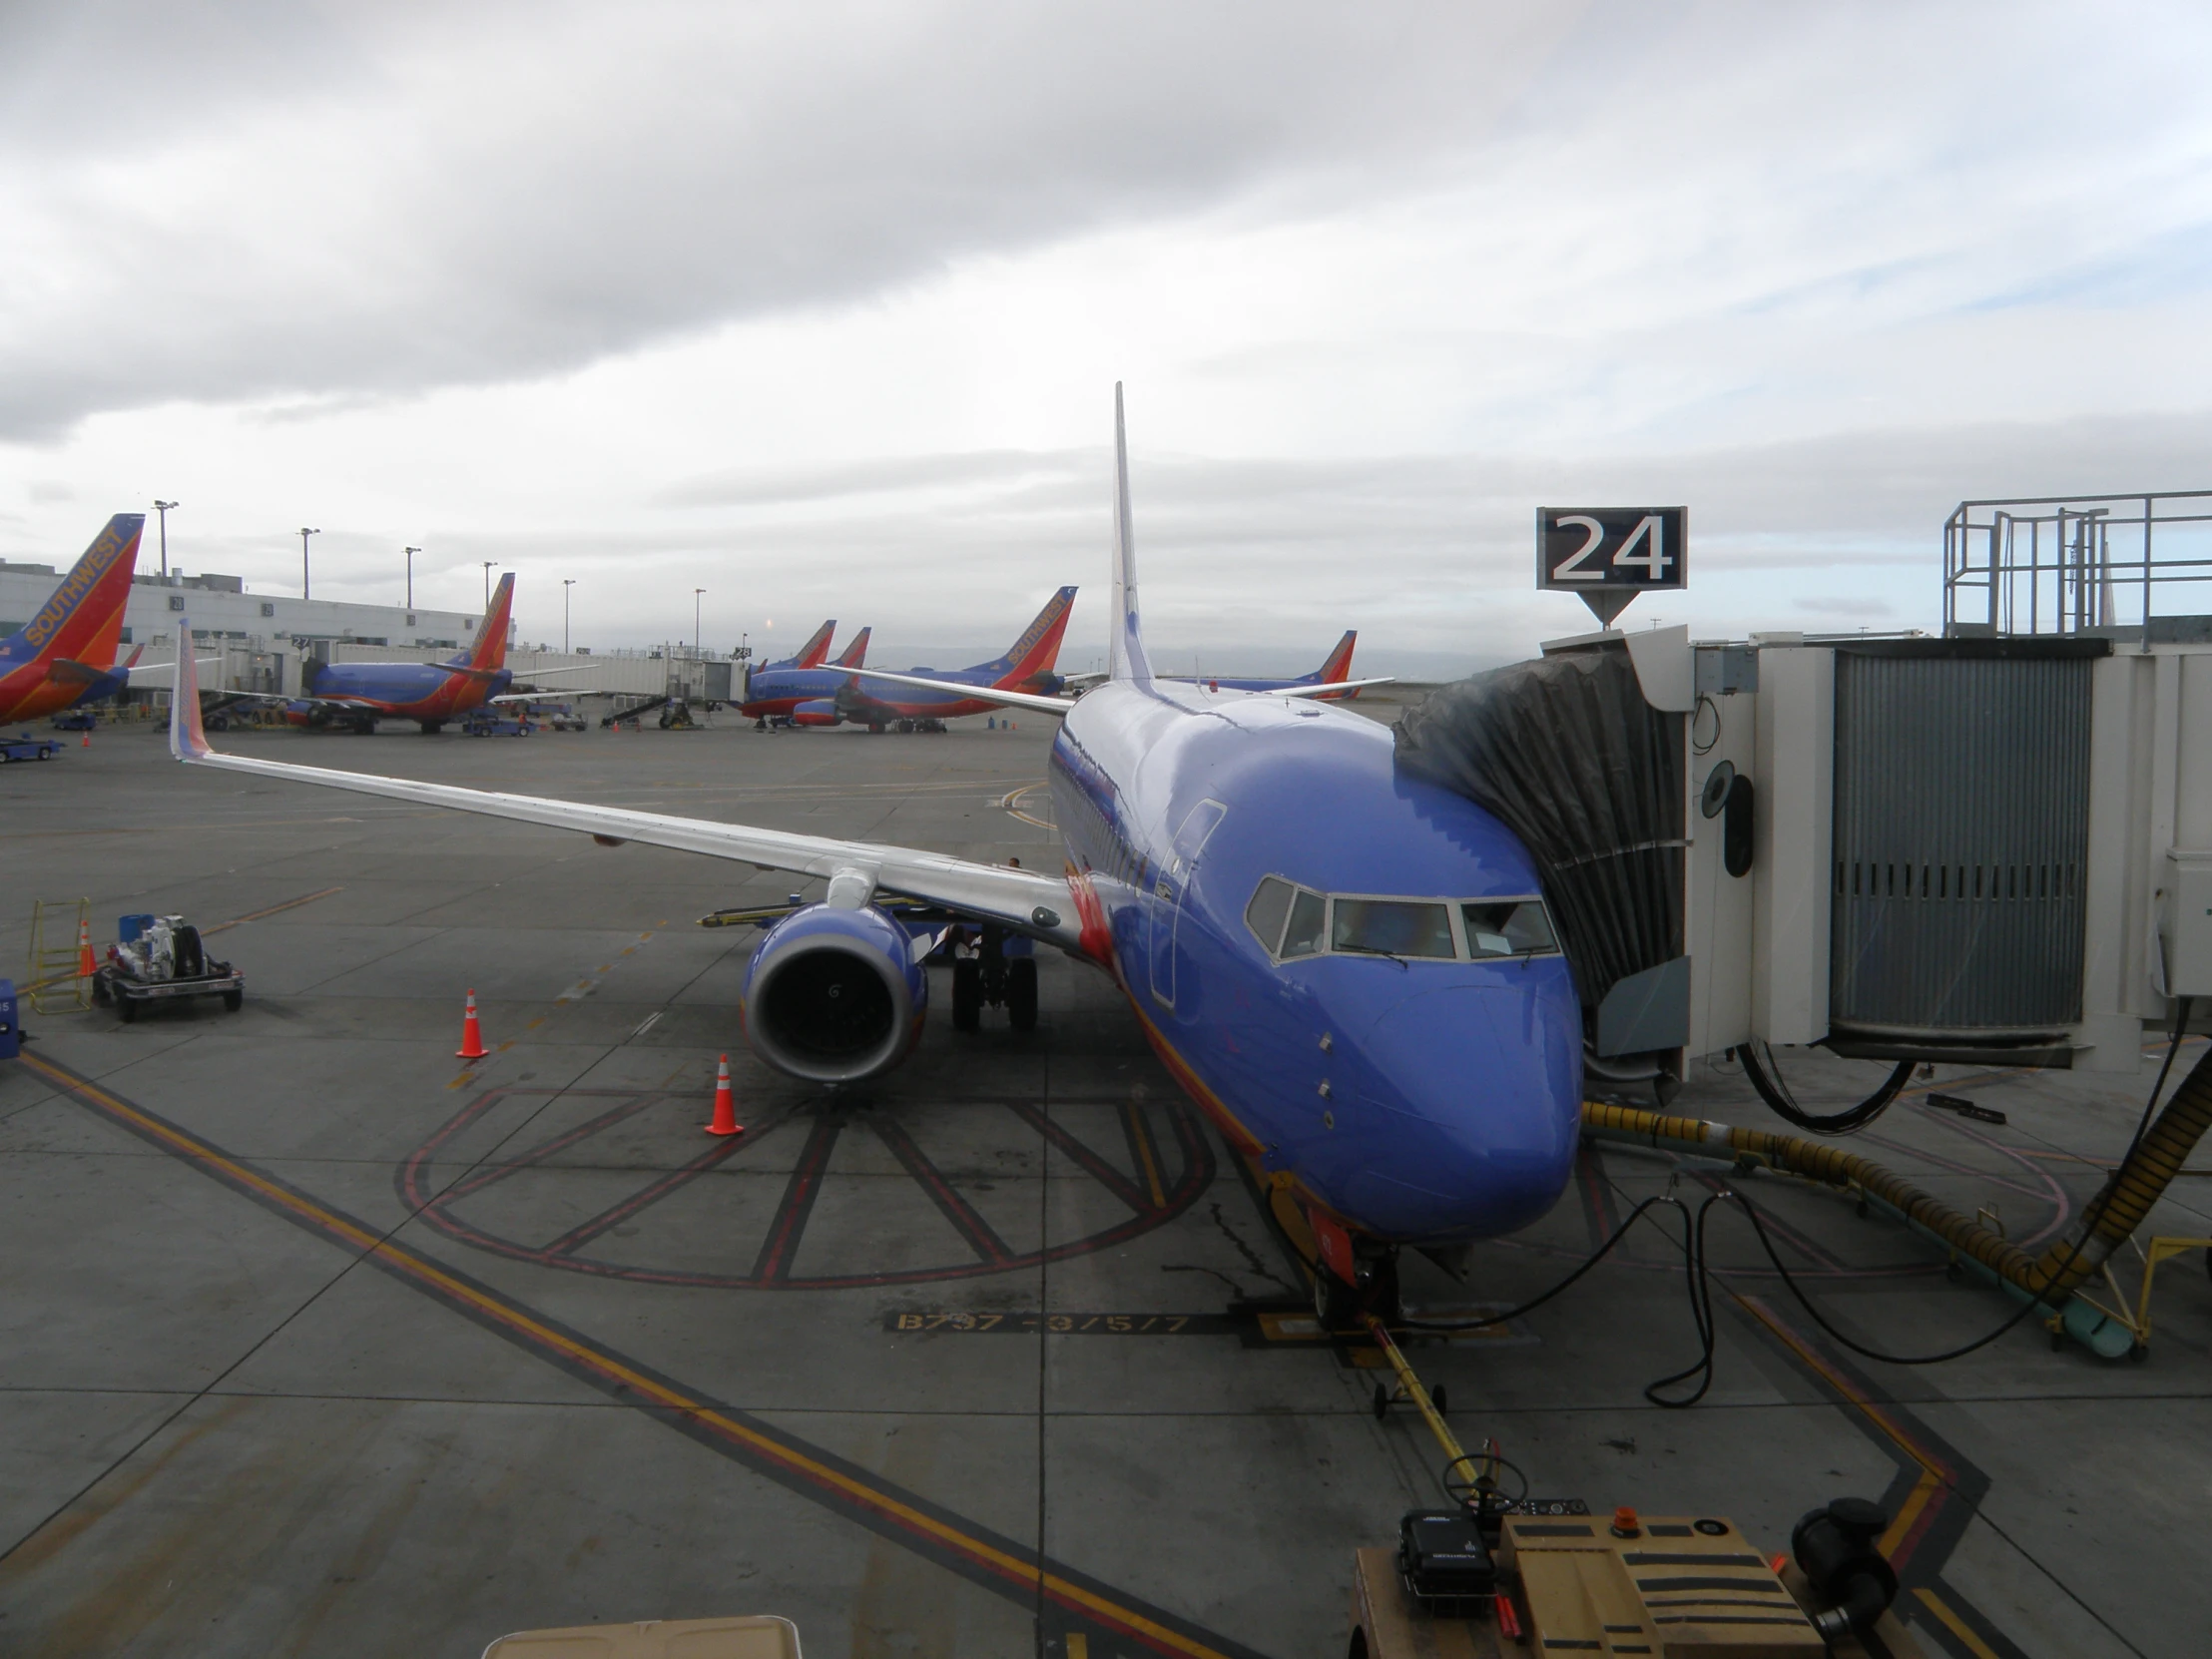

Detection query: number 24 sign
(1537, 507), (1687, 592)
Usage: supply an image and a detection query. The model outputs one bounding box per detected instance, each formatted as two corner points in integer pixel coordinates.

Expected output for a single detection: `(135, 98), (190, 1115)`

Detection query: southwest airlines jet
(166, 390), (1579, 1323)
(798, 587), (1078, 732)
(739, 624), (869, 722)
(0, 515), (145, 723)
(1066, 630), (1378, 701)
(258, 573), (594, 733)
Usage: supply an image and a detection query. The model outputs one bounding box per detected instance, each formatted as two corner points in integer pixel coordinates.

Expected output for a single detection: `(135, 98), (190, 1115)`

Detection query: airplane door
(1149, 799), (1227, 1010)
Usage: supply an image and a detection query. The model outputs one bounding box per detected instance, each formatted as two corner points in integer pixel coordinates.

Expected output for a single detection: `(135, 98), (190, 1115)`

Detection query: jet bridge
(1401, 539), (2212, 1085)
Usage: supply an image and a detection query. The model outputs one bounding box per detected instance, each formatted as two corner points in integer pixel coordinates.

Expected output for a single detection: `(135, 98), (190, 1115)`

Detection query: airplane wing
(844, 667), (1076, 715)
(499, 665), (604, 680)
(120, 655), (225, 683)
(1271, 676), (1394, 699)
(167, 627), (1089, 952)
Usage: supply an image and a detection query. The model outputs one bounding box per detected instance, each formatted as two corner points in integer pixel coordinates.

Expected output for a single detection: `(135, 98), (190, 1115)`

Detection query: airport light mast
(154, 500), (179, 582)
(563, 580), (576, 653)
(298, 527), (319, 599)
(405, 547), (420, 609)
(694, 588), (706, 658)
(482, 561), (498, 606)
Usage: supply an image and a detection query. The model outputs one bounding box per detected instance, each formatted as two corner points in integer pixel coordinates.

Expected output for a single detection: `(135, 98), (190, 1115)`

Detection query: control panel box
(2163, 849), (2212, 997)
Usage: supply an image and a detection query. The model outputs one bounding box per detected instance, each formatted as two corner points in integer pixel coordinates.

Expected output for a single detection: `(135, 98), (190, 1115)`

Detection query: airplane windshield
(1247, 877), (1560, 964)
(1461, 899), (1557, 958)
(1331, 898), (1455, 959)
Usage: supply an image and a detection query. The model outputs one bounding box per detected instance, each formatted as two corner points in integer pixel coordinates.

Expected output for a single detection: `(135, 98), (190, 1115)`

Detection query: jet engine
(793, 699), (840, 727)
(742, 902), (928, 1084)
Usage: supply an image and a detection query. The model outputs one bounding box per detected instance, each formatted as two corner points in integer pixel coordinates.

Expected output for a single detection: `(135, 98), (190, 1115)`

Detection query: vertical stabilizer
(1108, 383), (1152, 685)
(1316, 630), (1357, 683)
(4, 514), (143, 668)
(795, 619), (837, 669)
(833, 627), (871, 669)
(464, 572), (516, 672)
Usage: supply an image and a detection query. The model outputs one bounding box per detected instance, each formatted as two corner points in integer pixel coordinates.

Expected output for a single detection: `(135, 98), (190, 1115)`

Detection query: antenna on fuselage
(1108, 382), (1154, 686)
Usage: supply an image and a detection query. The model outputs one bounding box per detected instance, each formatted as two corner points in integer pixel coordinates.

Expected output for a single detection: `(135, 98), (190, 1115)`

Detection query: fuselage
(293, 660), (512, 724)
(1048, 679), (1582, 1245)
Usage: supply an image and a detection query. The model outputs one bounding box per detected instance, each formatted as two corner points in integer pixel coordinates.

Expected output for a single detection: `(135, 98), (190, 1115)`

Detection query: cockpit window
(1462, 899), (1558, 958)
(1245, 876), (1295, 953)
(1331, 898), (1455, 959)
(1248, 875), (1560, 965)
(1280, 887), (1329, 958)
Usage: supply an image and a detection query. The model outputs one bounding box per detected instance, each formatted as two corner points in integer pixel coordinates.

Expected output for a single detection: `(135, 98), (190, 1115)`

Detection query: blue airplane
(1064, 630), (1383, 701)
(738, 623), (868, 725)
(769, 588), (1079, 733)
(164, 388), (1580, 1322)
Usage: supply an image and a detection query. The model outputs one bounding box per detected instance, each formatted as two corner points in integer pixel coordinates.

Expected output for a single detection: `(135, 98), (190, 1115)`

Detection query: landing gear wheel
(951, 959), (981, 1031)
(1006, 958), (1038, 1030)
(1312, 1265), (1360, 1332)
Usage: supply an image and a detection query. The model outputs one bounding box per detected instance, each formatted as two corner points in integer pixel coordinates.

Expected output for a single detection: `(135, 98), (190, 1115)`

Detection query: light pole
(298, 527), (319, 599)
(694, 589), (706, 657)
(481, 561), (499, 607)
(404, 547), (420, 609)
(563, 580), (575, 653)
(154, 501), (179, 581)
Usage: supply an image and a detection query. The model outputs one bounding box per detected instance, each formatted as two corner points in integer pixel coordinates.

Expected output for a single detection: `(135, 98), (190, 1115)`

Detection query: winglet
(169, 618), (211, 761)
(1109, 383), (1152, 685)
(832, 626), (871, 669)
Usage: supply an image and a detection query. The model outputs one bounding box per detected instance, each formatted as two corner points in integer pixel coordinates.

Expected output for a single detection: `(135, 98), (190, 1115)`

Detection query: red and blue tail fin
(795, 619), (836, 669)
(462, 572), (516, 672)
(1313, 630), (1356, 683)
(832, 627), (871, 669)
(975, 586), (1078, 689)
(2, 514), (143, 670)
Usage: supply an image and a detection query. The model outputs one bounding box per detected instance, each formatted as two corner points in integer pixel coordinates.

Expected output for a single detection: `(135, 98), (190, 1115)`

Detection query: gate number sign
(1537, 506), (1687, 625)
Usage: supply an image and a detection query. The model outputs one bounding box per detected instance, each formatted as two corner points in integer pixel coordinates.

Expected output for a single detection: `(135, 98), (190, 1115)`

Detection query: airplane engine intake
(792, 700), (840, 727)
(742, 902), (927, 1084)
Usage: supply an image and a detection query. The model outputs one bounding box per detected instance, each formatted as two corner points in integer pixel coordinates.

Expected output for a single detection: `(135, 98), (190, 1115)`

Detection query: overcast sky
(5, 1), (2211, 674)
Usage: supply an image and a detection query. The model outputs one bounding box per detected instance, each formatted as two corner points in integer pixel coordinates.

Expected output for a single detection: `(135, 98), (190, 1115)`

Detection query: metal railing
(1943, 490), (2212, 636)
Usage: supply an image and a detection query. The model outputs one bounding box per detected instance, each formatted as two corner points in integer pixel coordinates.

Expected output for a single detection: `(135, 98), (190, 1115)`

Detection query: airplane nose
(1340, 980), (1582, 1241)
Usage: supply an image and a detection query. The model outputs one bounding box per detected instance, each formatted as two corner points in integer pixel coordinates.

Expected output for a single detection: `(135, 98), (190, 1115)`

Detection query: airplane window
(1280, 888), (1328, 958)
(1245, 876), (1295, 953)
(1332, 898), (1455, 959)
(1461, 899), (1558, 958)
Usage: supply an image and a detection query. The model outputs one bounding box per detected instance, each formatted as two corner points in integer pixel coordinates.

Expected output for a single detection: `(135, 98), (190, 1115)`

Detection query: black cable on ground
(1738, 1041), (1914, 1136)
(1396, 1195), (1687, 1332)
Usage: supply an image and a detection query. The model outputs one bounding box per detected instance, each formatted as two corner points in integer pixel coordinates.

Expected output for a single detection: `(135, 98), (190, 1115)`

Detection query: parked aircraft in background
(165, 389), (1578, 1325)
(810, 586), (1079, 732)
(1060, 630), (1382, 701)
(739, 624), (870, 724)
(0, 514), (145, 724)
(228, 574), (596, 734)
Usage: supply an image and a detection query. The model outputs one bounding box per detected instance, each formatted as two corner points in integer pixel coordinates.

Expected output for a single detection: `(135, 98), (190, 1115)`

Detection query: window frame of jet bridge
(1242, 877), (1561, 965)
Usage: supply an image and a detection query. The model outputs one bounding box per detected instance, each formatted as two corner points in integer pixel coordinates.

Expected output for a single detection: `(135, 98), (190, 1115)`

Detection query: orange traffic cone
(80, 730), (91, 748)
(76, 918), (96, 979)
(456, 989), (488, 1059)
(705, 1053), (742, 1137)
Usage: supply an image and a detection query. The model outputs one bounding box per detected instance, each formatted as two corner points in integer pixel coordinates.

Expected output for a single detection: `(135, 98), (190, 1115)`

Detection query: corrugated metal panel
(1830, 653), (2090, 1035)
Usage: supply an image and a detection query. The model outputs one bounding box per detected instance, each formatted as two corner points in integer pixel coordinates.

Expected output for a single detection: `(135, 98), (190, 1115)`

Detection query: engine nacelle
(741, 902), (927, 1083)
(793, 699), (840, 727)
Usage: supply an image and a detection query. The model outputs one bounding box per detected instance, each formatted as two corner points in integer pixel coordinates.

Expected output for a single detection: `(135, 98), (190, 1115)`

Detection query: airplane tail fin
(796, 620), (837, 669)
(1108, 383), (1152, 685)
(1314, 630), (1357, 683)
(463, 572), (516, 672)
(976, 586), (1078, 689)
(832, 627), (870, 669)
(4, 514), (143, 668)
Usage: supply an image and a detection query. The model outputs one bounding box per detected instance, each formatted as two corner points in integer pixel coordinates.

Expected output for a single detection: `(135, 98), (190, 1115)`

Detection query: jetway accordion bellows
(1395, 646), (1683, 1026)
(1829, 641), (2098, 1040)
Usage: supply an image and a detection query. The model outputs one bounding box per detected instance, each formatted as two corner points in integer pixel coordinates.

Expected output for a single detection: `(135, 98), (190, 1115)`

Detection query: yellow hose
(1580, 1039), (2212, 1359)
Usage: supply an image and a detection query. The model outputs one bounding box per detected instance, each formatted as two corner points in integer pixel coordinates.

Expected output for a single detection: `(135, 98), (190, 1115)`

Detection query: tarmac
(2, 708), (2209, 1659)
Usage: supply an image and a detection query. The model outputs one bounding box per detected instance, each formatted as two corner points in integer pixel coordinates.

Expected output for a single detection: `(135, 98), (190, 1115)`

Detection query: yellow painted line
(1913, 1588), (2003, 1659)
(1000, 783), (1054, 830)
(1125, 1102), (1167, 1210)
(1734, 1298), (1946, 1558)
(203, 885), (345, 935)
(20, 1051), (1246, 1659)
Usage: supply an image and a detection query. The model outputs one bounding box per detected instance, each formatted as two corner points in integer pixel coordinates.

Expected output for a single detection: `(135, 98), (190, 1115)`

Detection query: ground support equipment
(2, 731), (63, 763)
(23, 898), (90, 1012)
